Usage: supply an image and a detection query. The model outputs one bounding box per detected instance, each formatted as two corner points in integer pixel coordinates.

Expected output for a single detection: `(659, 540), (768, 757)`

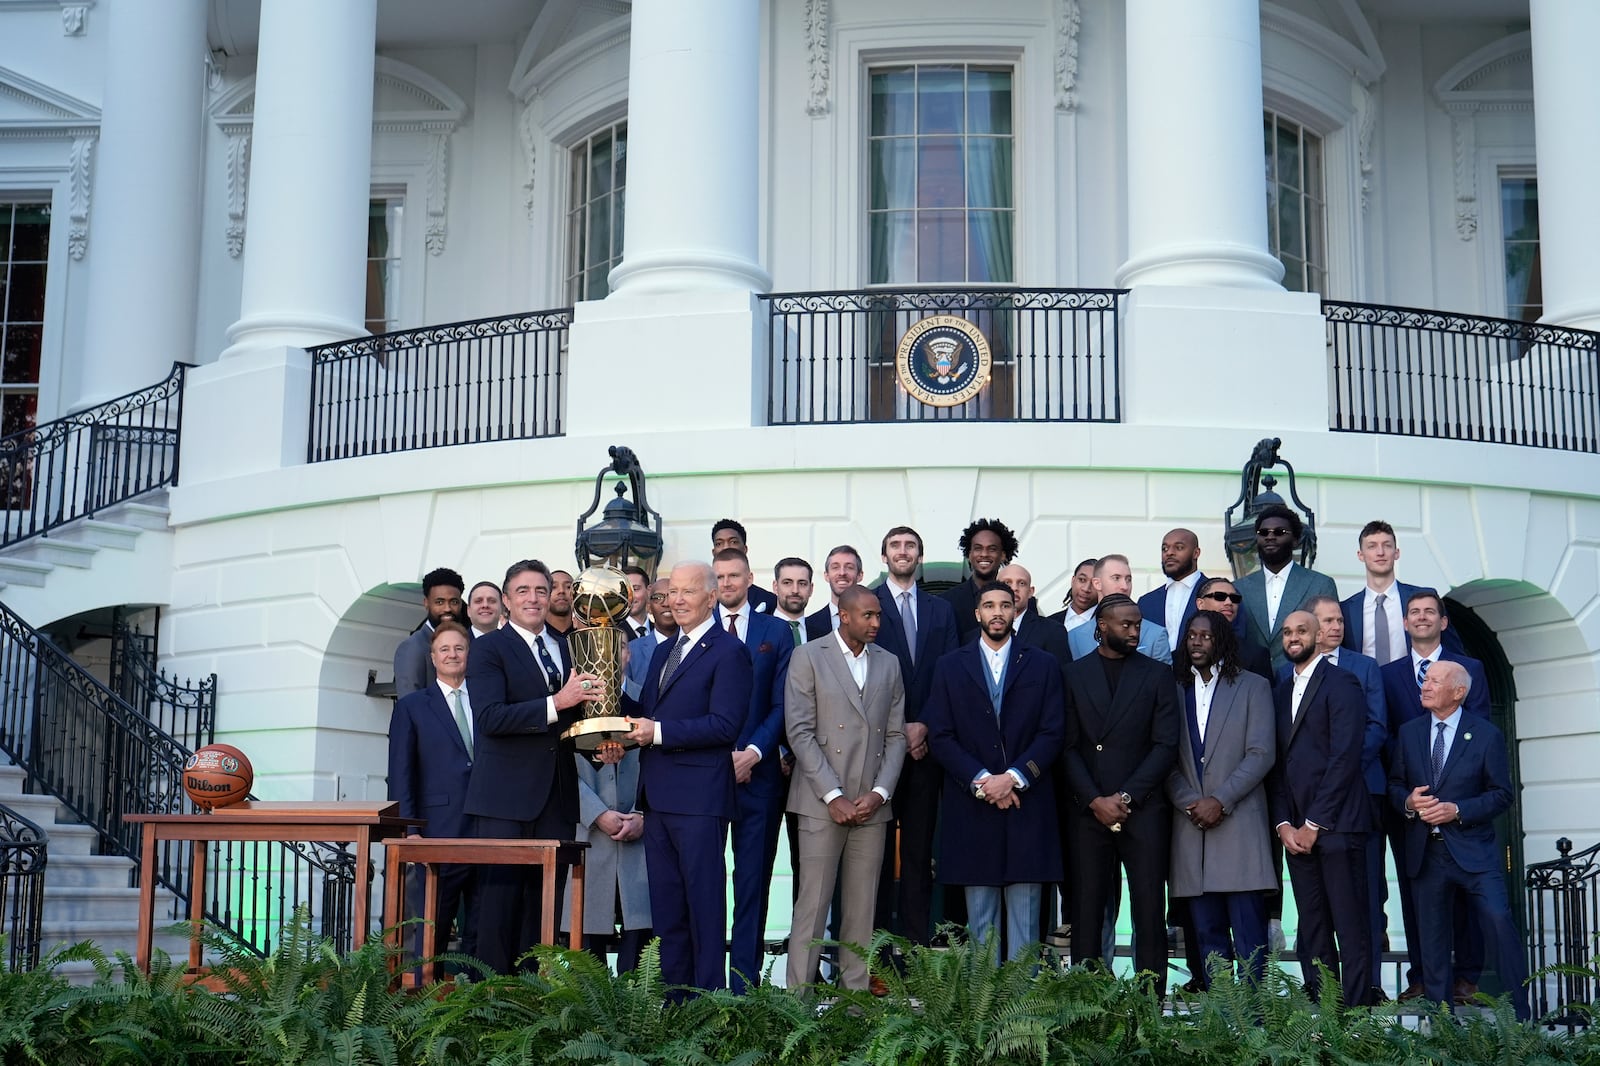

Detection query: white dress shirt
(721, 600), (750, 643)
(646, 614), (719, 748)
(885, 575), (917, 633)
(1190, 666), (1219, 742)
(1062, 604), (1093, 633)
(821, 632), (890, 805)
(1264, 563), (1293, 629)
(1362, 583), (1406, 662)
(775, 611), (808, 644)
(436, 678), (473, 744)
(507, 621), (564, 724)
(1411, 645), (1443, 686)
(1289, 652), (1325, 723)
(1164, 570), (1202, 645)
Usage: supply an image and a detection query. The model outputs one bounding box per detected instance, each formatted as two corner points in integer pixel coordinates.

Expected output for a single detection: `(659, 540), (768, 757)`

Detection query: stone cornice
(511, 17), (630, 103)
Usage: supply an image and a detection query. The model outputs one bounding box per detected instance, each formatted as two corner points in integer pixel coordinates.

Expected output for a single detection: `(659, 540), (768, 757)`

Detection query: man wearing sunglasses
(1236, 505), (1339, 674)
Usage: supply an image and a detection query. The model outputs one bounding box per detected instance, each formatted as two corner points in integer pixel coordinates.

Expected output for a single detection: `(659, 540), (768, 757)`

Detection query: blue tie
(660, 634), (690, 689)
(533, 632), (563, 691)
(1416, 659), (1431, 688)
(1431, 720), (1447, 788)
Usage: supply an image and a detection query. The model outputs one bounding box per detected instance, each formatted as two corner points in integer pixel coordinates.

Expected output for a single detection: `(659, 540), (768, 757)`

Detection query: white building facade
(1, 0), (1597, 980)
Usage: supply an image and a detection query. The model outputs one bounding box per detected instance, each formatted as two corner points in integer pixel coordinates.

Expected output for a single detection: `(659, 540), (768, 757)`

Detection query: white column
(1530, 1), (1600, 332)
(1116, 0), (1283, 289)
(74, 0), (207, 408)
(222, 0), (377, 355)
(606, 0), (769, 295)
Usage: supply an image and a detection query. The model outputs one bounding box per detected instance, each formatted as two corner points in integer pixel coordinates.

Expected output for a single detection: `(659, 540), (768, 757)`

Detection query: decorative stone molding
(1054, 0), (1080, 113)
(0, 64), (100, 253)
(1432, 32), (1533, 243)
(1447, 103), (1478, 240)
(424, 132), (448, 254)
(59, 1), (87, 35)
(804, 0), (829, 117)
(1353, 82), (1376, 215)
(518, 99), (539, 222)
(66, 134), (92, 258)
(223, 129), (250, 258)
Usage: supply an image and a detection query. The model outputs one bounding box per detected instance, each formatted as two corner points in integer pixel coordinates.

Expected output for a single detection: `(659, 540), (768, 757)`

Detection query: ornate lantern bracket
(1222, 437), (1319, 579)
(574, 445), (665, 578)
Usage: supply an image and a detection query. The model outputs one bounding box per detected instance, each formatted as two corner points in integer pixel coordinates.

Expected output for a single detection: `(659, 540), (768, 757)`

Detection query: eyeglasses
(649, 594), (668, 604)
(1201, 591), (1242, 604)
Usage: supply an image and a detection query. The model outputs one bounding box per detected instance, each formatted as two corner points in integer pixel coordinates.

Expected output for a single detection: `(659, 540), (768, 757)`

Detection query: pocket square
(758, 642), (774, 654)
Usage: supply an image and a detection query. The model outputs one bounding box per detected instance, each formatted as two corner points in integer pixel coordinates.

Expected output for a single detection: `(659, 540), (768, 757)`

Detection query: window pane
(3, 324), (42, 384)
(1275, 119), (1301, 193)
(588, 202), (611, 270)
(967, 68), (1012, 135)
(966, 139), (1012, 209)
(613, 188), (626, 259)
(917, 137), (964, 208)
(917, 67), (965, 135)
(1276, 189), (1303, 259)
(587, 264), (609, 301)
(1501, 178), (1538, 239)
(1263, 117), (1276, 185)
(917, 210), (964, 281)
(1263, 113), (1325, 292)
(1304, 136), (1323, 206)
(1501, 177), (1541, 321)
(1305, 195), (1325, 292)
(870, 211), (915, 284)
(1, 392), (37, 438)
(10, 204), (50, 261)
(366, 201), (390, 258)
(567, 121), (627, 303)
(589, 133), (614, 199)
(870, 138), (915, 210)
(968, 212), (1013, 283)
(870, 68), (915, 136)
(613, 133), (627, 188)
(5, 263), (47, 322)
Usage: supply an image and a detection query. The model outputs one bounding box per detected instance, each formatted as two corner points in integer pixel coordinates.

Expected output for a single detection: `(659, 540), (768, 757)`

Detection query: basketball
(183, 743), (253, 811)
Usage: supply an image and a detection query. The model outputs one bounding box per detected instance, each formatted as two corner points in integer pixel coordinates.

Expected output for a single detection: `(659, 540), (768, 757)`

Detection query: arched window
(1263, 111), (1326, 293)
(565, 121), (627, 303)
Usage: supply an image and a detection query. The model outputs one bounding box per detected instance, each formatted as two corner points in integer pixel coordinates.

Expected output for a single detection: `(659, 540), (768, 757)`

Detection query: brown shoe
(1398, 982), (1426, 1001)
(1453, 979), (1479, 1005)
(869, 975), (890, 997)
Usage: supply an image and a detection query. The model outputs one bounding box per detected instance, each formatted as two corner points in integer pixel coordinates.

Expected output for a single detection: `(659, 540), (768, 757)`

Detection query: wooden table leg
(188, 839), (208, 971)
(540, 851), (558, 947)
(421, 863), (440, 984)
(135, 827), (158, 973)
(569, 853), (585, 952)
(352, 828), (371, 951)
(383, 844), (403, 982)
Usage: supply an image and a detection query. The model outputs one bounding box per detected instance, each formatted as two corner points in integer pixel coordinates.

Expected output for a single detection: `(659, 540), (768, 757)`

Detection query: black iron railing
(1526, 836), (1599, 1030)
(0, 363), (186, 550)
(0, 800), (46, 972)
(307, 310), (570, 462)
(109, 620), (216, 755)
(761, 288), (1125, 425)
(1324, 301), (1600, 452)
(0, 600), (359, 957)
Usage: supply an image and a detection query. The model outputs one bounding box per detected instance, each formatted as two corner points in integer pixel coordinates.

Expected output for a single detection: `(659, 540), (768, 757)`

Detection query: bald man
(994, 564), (1073, 672)
(1137, 528), (1207, 650)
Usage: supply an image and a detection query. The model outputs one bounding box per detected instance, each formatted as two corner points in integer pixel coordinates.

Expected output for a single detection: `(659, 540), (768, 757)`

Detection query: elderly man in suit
(1388, 660), (1528, 1021)
(393, 566), (466, 697)
(1268, 609), (1375, 1007)
(1236, 505), (1339, 674)
(562, 747), (651, 973)
(784, 584), (906, 991)
(1137, 528), (1208, 651)
(463, 559), (605, 975)
(388, 619), (479, 969)
(1166, 612), (1276, 986)
(1061, 594), (1180, 995)
(624, 560), (753, 992)
(1066, 556), (1172, 664)
(926, 581), (1065, 961)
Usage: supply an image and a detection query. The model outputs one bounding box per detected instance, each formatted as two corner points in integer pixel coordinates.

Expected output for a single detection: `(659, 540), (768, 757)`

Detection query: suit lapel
(962, 641), (990, 710)
(1202, 673), (1239, 747)
(822, 639), (867, 715)
(1287, 659), (1326, 744)
(1281, 565), (1309, 625)
(428, 687), (469, 757)
(1002, 642), (1026, 696)
(658, 624), (720, 697)
(1243, 576), (1270, 642)
(1435, 715), (1476, 788)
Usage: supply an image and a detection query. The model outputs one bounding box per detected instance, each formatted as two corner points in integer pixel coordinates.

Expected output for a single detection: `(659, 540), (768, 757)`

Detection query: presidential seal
(895, 314), (992, 407)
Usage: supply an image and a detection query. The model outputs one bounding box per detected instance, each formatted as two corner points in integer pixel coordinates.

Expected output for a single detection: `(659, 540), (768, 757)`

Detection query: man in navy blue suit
(388, 619), (479, 968)
(463, 559), (605, 975)
(1341, 520), (1464, 663)
(712, 519), (778, 615)
(712, 547), (795, 992)
(624, 560), (753, 992)
(1380, 589), (1490, 1000)
(1388, 660), (1528, 1020)
(1137, 528), (1207, 651)
(1268, 609), (1375, 1007)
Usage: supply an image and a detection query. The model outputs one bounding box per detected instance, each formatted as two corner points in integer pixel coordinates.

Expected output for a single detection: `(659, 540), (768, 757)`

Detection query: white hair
(669, 559), (715, 593)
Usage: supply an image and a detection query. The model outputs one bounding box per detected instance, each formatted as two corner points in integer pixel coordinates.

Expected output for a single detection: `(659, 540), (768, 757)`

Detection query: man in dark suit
(1060, 594), (1179, 995)
(925, 581), (1065, 961)
(1388, 660), (1528, 1021)
(393, 566), (465, 697)
(623, 560), (753, 992)
(622, 565), (652, 640)
(1236, 505), (1339, 674)
(805, 544), (863, 641)
(388, 620), (479, 968)
(770, 556), (814, 645)
(466, 580), (504, 639)
(712, 519), (778, 615)
(623, 577), (678, 702)
(1340, 520), (1464, 663)
(1268, 609), (1374, 1007)
(1380, 589), (1490, 1000)
(941, 518), (1018, 644)
(1137, 528), (1207, 651)
(463, 559), (604, 975)
(712, 547), (796, 992)
(995, 564), (1073, 671)
(874, 525), (959, 945)
(1047, 557), (1100, 633)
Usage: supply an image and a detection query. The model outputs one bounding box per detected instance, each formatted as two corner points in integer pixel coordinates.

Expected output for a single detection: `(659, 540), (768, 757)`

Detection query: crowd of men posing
(386, 511), (1527, 1018)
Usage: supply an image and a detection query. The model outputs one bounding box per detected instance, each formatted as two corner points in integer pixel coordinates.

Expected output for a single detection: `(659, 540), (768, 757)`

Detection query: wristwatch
(1118, 791), (1133, 808)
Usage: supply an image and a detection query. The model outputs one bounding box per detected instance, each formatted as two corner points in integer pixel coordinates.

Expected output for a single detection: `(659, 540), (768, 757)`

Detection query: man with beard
(1066, 556), (1172, 663)
(394, 566), (466, 697)
(943, 519), (1019, 643)
(1060, 594), (1179, 996)
(1138, 529), (1208, 650)
(1049, 558), (1100, 633)
(1268, 610), (1374, 1007)
(546, 569), (576, 636)
(1236, 505), (1338, 674)
(925, 581), (1065, 961)
(1195, 576), (1274, 681)
(806, 545), (863, 640)
(712, 519), (780, 614)
(770, 557), (814, 646)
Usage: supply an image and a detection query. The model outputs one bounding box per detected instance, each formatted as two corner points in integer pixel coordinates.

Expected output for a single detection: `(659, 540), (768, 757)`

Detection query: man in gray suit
(1166, 611), (1277, 986)
(393, 567), (466, 697)
(1235, 505), (1338, 674)
(784, 584), (907, 992)
(563, 748), (652, 973)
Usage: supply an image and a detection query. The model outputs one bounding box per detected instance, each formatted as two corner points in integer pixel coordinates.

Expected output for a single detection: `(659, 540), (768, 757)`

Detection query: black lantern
(575, 445), (665, 578)
(1222, 437), (1318, 580)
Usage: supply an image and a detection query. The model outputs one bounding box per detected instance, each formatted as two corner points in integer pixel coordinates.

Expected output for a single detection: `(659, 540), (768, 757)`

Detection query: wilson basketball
(184, 744), (253, 811)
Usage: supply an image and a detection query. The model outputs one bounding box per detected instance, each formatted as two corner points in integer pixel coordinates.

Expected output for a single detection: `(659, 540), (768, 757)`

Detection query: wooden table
(125, 801), (419, 973)
(383, 836), (588, 983)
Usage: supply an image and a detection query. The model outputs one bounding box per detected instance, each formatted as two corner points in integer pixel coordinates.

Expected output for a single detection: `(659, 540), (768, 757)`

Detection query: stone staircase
(0, 763), (188, 982)
(0, 494), (171, 599)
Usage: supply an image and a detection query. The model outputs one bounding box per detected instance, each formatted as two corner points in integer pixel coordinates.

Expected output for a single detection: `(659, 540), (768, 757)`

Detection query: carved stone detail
(1054, 0), (1081, 112)
(223, 127), (250, 257)
(60, 2), (88, 36)
(67, 133), (93, 259)
(1448, 103), (1478, 240)
(1354, 82), (1376, 215)
(804, 0), (829, 117)
(518, 99), (539, 221)
(424, 132), (448, 255)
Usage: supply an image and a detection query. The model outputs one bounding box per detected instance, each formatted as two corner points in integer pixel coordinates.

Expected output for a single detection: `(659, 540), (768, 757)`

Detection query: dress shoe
(1398, 981), (1426, 1001)
(868, 975), (890, 998)
(1369, 986), (1391, 1005)
(1267, 919), (1287, 954)
(1452, 979), (1479, 1005)
(1178, 977), (1207, 995)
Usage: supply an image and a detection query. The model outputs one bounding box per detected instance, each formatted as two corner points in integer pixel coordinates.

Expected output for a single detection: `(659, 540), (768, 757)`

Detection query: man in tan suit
(784, 584), (907, 992)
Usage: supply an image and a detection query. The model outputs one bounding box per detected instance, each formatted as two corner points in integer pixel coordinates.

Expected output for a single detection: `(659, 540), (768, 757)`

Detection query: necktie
(900, 591), (917, 664)
(532, 633), (563, 692)
(1416, 658), (1431, 687)
(1372, 592), (1392, 665)
(1431, 720), (1447, 787)
(787, 619), (802, 646)
(727, 612), (740, 639)
(660, 634), (690, 688)
(450, 688), (473, 757)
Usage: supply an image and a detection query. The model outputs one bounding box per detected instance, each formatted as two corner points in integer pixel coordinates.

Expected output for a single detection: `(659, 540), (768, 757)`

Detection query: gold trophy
(561, 565), (639, 752)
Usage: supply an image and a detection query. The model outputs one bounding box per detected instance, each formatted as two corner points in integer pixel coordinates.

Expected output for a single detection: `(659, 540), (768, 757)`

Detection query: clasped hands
(593, 809), (643, 842)
(1407, 785), (1460, 826)
(1185, 796), (1225, 830)
(827, 792), (884, 826)
(976, 773), (1022, 810)
(1090, 793), (1129, 829)
(1277, 821), (1320, 855)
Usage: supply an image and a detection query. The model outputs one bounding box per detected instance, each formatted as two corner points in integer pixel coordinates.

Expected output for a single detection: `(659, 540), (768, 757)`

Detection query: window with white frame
(1, 200), (48, 438)
(1500, 175), (1540, 322)
(868, 63), (1015, 285)
(1263, 112), (1326, 294)
(566, 122), (627, 304)
(365, 195), (403, 335)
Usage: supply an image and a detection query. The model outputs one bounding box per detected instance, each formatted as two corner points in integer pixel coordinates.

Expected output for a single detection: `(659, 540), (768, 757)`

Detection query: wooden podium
(125, 801), (419, 974)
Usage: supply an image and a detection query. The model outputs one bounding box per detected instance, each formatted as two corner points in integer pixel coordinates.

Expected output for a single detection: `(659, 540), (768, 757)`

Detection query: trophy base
(563, 716), (639, 752)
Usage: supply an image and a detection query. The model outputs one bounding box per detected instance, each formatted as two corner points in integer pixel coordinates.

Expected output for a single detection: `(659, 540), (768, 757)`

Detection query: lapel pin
(1463, 732), (1472, 741)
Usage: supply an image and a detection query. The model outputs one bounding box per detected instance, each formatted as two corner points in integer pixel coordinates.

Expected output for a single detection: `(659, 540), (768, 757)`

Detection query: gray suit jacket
(783, 637), (907, 823)
(1236, 563), (1339, 673)
(562, 748), (651, 935)
(393, 623), (434, 698)
(1166, 669), (1278, 896)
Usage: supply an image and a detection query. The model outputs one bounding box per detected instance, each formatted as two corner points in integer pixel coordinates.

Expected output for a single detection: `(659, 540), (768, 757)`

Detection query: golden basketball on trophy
(561, 565), (638, 752)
